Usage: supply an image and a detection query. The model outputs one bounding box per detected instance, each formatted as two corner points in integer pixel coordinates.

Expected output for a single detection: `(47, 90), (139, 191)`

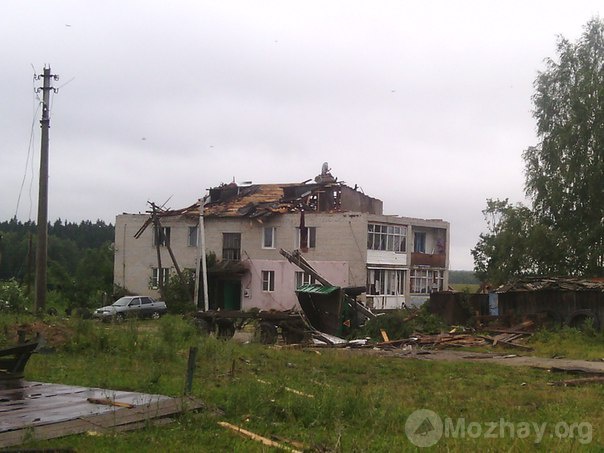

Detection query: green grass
(5, 315), (604, 451)
(450, 283), (481, 293)
(529, 326), (604, 360)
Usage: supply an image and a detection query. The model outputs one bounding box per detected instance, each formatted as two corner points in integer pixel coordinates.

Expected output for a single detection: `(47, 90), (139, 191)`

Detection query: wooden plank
(478, 335), (533, 350)
(87, 397), (135, 408)
(0, 381), (205, 449)
(0, 397), (204, 447)
(0, 389), (167, 422)
(380, 329), (390, 342)
(218, 421), (302, 452)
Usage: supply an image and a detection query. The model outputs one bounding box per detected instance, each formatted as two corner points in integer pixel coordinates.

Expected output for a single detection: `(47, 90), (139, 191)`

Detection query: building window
(295, 227), (316, 249)
(295, 271), (316, 288)
(410, 269), (443, 294)
(414, 232), (426, 253)
(367, 269), (405, 295)
(262, 270), (275, 292)
(153, 227), (171, 247)
(151, 267), (170, 288)
(223, 233), (241, 261)
(262, 227), (275, 249)
(367, 224), (406, 252)
(188, 226), (198, 247)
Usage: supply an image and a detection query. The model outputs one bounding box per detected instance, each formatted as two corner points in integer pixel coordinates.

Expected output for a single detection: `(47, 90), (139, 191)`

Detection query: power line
(15, 73), (43, 220)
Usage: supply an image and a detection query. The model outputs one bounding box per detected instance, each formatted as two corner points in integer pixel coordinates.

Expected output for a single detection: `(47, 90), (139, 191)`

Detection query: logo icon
(405, 409), (443, 447)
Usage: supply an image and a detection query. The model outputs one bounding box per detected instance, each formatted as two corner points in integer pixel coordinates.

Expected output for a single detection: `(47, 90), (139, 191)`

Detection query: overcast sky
(1, 1), (602, 270)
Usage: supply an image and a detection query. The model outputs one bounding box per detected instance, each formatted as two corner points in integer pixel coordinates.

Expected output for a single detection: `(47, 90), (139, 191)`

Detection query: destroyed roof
(204, 183), (306, 218)
(496, 277), (604, 293)
(150, 180), (368, 221)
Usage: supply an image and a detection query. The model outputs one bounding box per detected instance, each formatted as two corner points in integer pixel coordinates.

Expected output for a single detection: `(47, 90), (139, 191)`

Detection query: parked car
(93, 296), (167, 322)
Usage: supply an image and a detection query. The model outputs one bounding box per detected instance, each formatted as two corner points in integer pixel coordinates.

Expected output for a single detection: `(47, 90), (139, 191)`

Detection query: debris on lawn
(87, 397), (135, 409)
(300, 317), (537, 353)
(218, 421), (304, 452)
(256, 378), (315, 398)
(548, 376), (604, 386)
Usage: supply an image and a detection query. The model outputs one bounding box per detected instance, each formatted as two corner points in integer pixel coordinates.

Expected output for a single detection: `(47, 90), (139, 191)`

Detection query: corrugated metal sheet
(295, 284), (340, 294)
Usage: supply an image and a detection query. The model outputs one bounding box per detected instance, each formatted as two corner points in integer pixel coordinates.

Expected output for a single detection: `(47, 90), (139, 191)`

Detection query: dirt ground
(375, 348), (604, 374)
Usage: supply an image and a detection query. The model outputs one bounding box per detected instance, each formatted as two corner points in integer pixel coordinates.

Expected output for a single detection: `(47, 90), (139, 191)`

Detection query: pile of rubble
(309, 319), (536, 352)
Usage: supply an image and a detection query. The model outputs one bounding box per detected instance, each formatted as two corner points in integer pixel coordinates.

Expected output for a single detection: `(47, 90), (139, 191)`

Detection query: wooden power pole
(34, 66), (58, 313)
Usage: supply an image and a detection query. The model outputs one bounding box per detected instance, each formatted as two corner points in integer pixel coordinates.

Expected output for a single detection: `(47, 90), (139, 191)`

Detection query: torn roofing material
(143, 179), (382, 222)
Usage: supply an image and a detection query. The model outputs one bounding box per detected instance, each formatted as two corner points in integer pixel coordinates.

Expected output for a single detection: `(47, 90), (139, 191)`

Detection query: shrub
(0, 279), (30, 313)
(362, 310), (413, 341)
(362, 306), (446, 341)
(160, 270), (196, 314)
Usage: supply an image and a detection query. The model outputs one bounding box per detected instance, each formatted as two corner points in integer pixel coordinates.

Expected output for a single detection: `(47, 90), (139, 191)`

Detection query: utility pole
(34, 66), (58, 313)
(194, 196), (209, 310)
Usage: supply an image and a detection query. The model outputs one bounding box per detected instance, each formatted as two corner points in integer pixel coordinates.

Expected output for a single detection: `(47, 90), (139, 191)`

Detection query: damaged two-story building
(113, 167), (450, 311)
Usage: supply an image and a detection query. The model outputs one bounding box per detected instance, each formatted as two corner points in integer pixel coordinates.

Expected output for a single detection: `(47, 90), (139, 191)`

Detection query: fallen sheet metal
(0, 380), (205, 448)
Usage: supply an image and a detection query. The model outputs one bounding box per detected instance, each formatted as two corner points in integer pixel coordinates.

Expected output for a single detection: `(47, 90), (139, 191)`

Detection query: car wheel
(114, 313), (125, 323)
(151, 311), (161, 320)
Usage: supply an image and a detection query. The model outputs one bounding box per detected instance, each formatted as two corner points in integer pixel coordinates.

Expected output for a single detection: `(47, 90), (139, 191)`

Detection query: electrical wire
(15, 72), (42, 220)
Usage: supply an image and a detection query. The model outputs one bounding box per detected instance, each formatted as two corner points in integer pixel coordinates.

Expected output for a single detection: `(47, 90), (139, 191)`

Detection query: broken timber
(218, 421), (303, 453)
(0, 380), (205, 448)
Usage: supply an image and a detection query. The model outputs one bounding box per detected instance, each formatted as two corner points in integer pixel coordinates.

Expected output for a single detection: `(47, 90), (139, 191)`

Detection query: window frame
(262, 226), (276, 249)
(414, 231), (427, 253)
(222, 232), (241, 261)
(367, 268), (405, 295)
(261, 270), (275, 292)
(151, 267), (170, 288)
(188, 226), (199, 247)
(295, 271), (316, 288)
(367, 223), (407, 252)
(410, 268), (443, 294)
(295, 226), (316, 249)
(153, 226), (171, 247)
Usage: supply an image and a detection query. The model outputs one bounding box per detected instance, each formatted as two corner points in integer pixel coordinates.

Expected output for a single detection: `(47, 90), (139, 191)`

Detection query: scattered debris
(549, 377), (604, 387)
(548, 366), (604, 375)
(218, 421), (303, 452)
(380, 329), (390, 342)
(256, 378), (315, 398)
(0, 341), (39, 379)
(87, 397), (135, 409)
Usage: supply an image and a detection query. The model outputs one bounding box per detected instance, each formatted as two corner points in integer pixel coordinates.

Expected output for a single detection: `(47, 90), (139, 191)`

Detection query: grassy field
(449, 283), (481, 293)
(3, 315), (603, 452)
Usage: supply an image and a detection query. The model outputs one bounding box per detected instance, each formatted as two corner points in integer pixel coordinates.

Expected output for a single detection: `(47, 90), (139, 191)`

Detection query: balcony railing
(411, 252), (446, 267)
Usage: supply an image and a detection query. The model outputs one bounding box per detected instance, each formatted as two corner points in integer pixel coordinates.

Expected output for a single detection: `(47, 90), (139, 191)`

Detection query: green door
(223, 281), (241, 310)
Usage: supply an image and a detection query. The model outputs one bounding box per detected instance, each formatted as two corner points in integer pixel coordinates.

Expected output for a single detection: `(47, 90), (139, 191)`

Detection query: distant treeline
(0, 219), (115, 309)
(449, 270), (479, 285)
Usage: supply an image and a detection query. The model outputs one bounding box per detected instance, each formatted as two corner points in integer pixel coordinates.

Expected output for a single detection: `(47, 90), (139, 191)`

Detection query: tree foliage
(472, 199), (564, 284)
(474, 18), (604, 284)
(0, 218), (115, 310)
(160, 269), (195, 314)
